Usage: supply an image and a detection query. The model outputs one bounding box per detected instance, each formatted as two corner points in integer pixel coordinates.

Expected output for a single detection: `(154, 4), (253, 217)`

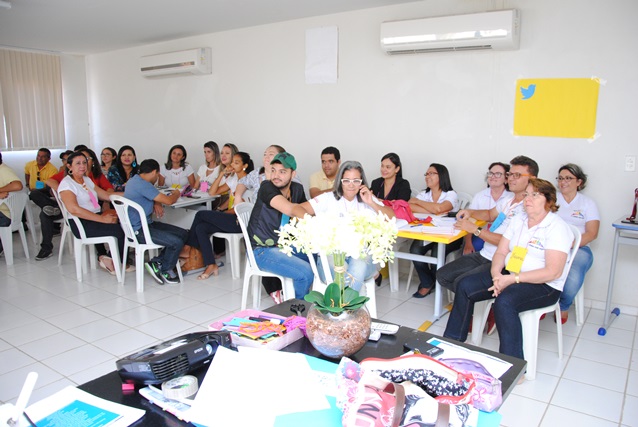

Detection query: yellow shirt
(0, 164), (20, 219)
(24, 160), (58, 190)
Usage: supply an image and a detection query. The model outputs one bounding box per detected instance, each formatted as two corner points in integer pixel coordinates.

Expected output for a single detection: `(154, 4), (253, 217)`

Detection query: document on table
(24, 386), (144, 427)
(185, 346), (330, 427)
(428, 338), (513, 379)
(401, 216), (460, 235)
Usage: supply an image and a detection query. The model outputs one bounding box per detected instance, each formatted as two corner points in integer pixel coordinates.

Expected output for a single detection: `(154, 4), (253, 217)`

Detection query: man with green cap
(247, 152), (314, 299)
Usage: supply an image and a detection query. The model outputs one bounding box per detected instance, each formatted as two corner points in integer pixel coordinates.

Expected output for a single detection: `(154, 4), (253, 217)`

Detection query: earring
(132, 161), (137, 168)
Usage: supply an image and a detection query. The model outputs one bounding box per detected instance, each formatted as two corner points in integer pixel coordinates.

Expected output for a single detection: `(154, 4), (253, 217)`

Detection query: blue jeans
(138, 222), (188, 274)
(253, 246), (314, 299)
(559, 246), (593, 311)
(317, 254), (377, 292)
(444, 268), (561, 359)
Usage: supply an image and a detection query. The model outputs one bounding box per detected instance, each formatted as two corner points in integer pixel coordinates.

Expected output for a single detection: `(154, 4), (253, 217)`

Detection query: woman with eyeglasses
(444, 179), (573, 362)
(100, 147), (117, 176)
(555, 163), (599, 324)
(299, 161), (395, 292)
(463, 162), (512, 255)
(409, 163), (460, 298)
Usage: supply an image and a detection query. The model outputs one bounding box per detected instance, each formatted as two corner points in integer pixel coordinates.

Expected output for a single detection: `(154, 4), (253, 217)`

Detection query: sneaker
(144, 261), (164, 284)
(161, 270), (180, 285)
(43, 206), (61, 217)
(486, 307), (497, 335)
(35, 248), (53, 261)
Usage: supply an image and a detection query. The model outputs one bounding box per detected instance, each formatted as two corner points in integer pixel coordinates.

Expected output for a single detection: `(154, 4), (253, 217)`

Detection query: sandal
(197, 263), (222, 280)
(98, 256), (116, 276)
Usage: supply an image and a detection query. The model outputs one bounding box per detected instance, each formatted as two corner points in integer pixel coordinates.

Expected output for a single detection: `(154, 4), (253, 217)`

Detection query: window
(0, 48), (66, 151)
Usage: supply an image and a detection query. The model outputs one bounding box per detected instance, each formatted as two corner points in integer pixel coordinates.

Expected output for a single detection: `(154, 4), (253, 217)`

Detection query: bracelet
(515, 274), (520, 284)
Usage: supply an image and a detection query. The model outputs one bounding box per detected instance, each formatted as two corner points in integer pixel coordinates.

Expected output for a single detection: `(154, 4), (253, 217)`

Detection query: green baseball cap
(271, 152), (297, 171)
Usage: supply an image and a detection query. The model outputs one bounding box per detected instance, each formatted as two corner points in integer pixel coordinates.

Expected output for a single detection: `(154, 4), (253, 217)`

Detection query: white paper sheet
(305, 26), (338, 84)
(185, 347), (330, 427)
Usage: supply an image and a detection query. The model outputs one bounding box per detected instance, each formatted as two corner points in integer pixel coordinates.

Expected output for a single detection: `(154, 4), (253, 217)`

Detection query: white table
(599, 218), (638, 335)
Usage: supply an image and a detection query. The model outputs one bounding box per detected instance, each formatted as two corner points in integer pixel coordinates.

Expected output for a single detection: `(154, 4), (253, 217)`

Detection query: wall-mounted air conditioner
(140, 48), (212, 77)
(380, 9), (520, 54)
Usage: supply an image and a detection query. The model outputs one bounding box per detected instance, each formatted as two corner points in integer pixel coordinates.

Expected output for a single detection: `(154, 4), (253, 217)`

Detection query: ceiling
(0, 0), (416, 55)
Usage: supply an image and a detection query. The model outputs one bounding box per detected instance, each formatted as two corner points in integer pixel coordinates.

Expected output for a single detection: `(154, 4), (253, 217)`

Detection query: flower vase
(305, 252), (371, 358)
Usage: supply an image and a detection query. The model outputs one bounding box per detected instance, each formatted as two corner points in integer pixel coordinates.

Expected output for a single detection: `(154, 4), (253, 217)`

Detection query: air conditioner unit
(140, 48), (212, 77)
(380, 9), (520, 54)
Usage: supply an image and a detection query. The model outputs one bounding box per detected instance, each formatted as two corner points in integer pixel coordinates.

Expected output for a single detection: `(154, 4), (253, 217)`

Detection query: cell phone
(446, 211), (458, 218)
(404, 338), (444, 358)
(187, 195), (201, 199)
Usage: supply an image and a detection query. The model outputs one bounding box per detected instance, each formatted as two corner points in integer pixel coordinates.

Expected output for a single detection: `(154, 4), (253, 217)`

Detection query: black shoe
(144, 261), (164, 284)
(35, 248), (53, 261)
(161, 271), (180, 285)
(375, 274), (383, 286)
(43, 206), (62, 217)
(52, 228), (61, 237)
(412, 286), (435, 299)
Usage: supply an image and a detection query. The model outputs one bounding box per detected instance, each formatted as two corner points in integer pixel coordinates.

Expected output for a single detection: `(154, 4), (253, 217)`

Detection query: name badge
(491, 212), (506, 231)
(35, 181), (45, 190)
(506, 246), (528, 274)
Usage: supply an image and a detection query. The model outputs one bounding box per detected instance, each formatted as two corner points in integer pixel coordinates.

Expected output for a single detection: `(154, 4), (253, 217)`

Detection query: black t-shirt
(370, 176), (412, 201)
(247, 180), (307, 247)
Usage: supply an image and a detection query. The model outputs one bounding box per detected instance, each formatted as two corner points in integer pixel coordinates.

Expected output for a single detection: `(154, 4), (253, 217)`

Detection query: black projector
(116, 331), (232, 385)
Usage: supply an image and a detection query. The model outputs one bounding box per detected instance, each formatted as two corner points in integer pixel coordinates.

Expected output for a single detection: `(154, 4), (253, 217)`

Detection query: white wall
(71, 0), (638, 312)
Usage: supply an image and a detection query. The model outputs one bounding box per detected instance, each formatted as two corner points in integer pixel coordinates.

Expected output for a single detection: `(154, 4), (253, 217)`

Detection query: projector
(116, 331), (232, 385)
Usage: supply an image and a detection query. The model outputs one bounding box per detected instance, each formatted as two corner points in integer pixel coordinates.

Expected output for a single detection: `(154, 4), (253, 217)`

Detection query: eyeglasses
(522, 192), (544, 199)
(341, 179), (363, 185)
(556, 176), (576, 182)
(505, 172), (531, 179)
(424, 172), (438, 177)
(486, 172), (504, 178)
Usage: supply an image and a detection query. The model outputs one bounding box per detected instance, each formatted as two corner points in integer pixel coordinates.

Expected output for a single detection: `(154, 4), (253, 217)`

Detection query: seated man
(0, 151), (24, 255)
(24, 148), (60, 216)
(247, 152), (314, 299)
(124, 159), (188, 284)
(436, 155), (538, 333)
(308, 146), (340, 198)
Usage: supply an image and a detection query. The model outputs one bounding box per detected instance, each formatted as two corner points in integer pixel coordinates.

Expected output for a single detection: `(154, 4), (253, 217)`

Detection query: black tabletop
(79, 299), (526, 426)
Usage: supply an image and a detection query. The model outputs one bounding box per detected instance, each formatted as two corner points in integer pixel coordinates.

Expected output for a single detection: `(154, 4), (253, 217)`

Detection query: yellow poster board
(513, 78), (600, 138)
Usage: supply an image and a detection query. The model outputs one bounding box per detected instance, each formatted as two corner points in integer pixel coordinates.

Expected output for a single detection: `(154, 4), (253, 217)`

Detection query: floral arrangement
(278, 211), (398, 313)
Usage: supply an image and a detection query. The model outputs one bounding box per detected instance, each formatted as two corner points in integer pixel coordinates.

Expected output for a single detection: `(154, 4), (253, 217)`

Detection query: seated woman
(100, 147), (117, 176)
(181, 152), (255, 280)
(300, 161), (395, 292)
(234, 145), (285, 204)
(193, 141), (222, 192)
(463, 162), (512, 255)
(158, 144), (195, 189)
(443, 179), (573, 360)
(555, 163), (599, 324)
(107, 145), (139, 192)
(58, 151), (127, 275)
(370, 152), (411, 202)
(409, 163), (459, 298)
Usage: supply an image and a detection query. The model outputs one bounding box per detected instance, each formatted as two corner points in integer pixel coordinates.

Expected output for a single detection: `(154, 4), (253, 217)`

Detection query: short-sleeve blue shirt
(124, 175), (160, 231)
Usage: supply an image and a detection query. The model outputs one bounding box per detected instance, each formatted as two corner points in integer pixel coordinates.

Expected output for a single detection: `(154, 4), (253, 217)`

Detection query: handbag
(382, 200), (418, 223)
(180, 247), (204, 272)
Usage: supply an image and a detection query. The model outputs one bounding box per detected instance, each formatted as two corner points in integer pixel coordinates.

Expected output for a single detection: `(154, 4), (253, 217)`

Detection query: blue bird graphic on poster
(520, 84), (536, 100)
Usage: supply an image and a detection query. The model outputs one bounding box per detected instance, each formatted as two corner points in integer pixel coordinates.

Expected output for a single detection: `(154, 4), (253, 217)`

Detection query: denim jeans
(559, 246), (593, 311)
(410, 239), (462, 290)
(443, 268), (561, 359)
(436, 251), (491, 293)
(317, 254), (377, 292)
(186, 210), (240, 267)
(253, 246), (314, 299)
(138, 222), (188, 274)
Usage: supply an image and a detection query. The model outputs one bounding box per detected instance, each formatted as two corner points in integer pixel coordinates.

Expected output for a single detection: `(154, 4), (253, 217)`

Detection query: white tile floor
(0, 234), (636, 426)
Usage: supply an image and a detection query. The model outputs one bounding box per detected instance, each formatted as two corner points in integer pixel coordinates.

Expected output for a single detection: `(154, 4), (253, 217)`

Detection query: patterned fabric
(373, 368), (471, 398)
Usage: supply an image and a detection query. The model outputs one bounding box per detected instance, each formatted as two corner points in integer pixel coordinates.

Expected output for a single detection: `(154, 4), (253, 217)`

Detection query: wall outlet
(626, 156), (636, 172)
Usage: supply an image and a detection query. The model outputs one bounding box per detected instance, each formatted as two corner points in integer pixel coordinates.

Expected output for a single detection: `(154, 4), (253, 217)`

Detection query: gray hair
(332, 160), (369, 202)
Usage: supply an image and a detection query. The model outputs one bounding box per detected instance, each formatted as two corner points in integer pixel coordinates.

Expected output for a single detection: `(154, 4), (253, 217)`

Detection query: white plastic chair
(24, 198), (39, 245)
(110, 195), (183, 292)
(235, 202), (295, 310)
(212, 229), (243, 279)
(51, 189), (77, 265)
(0, 192), (30, 265)
(471, 224), (581, 381)
(56, 191), (123, 283)
(456, 191), (473, 211)
(307, 252), (378, 318)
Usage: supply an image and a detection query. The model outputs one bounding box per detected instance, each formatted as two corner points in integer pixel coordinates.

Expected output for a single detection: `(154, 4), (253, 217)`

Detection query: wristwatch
(473, 226), (483, 237)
